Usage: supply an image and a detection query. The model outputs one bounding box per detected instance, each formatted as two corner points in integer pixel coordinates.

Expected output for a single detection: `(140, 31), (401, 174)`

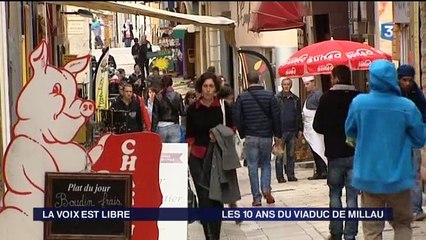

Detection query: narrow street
(188, 163), (426, 240)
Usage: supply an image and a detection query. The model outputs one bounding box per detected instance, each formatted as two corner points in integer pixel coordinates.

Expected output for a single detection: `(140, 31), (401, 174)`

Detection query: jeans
(157, 123), (181, 143)
(411, 148), (423, 214)
(94, 35), (103, 48)
(327, 157), (359, 239)
(124, 38), (132, 47)
(245, 136), (273, 201)
(275, 132), (296, 179)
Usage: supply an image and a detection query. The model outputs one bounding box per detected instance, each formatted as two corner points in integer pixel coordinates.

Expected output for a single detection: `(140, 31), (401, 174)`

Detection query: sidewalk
(188, 162), (426, 240)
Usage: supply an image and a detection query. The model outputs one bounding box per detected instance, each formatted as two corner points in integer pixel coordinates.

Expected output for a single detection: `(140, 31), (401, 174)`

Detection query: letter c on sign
(121, 139), (136, 155)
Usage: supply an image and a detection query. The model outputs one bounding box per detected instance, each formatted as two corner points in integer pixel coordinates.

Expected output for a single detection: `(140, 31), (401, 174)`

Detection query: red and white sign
(92, 132), (163, 240)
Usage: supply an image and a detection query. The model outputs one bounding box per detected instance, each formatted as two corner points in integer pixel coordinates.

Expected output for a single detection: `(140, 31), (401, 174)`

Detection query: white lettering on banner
(346, 48), (374, 59)
(121, 139), (136, 155)
(120, 139), (137, 171)
(317, 63), (334, 72)
(284, 54), (309, 65)
(285, 67), (297, 76)
(307, 51), (342, 63)
(357, 60), (371, 69)
(120, 155), (137, 171)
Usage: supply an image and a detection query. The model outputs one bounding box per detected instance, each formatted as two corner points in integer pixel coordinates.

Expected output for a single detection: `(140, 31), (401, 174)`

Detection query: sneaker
(263, 192), (275, 204)
(414, 212), (426, 221)
(287, 176), (298, 182)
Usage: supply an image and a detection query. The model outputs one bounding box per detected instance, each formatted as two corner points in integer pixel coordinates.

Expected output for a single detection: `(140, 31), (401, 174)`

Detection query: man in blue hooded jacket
(397, 64), (426, 221)
(345, 59), (426, 240)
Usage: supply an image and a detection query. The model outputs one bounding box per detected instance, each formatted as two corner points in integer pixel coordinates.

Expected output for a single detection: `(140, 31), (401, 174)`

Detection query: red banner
(92, 132), (163, 240)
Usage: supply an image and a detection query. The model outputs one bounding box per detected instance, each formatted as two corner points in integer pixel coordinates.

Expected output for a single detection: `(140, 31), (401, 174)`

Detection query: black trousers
(138, 58), (150, 78)
(189, 154), (223, 240)
(309, 146), (327, 175)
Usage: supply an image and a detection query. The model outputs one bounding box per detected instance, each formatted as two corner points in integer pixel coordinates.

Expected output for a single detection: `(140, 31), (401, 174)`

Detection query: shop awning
(172, 24), (196, 39)
(49, 1), (235, 30)
(250, 2), (305, 32)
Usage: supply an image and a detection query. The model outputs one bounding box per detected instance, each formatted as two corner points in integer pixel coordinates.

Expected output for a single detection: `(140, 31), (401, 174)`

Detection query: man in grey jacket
(275, 78), (302, 183)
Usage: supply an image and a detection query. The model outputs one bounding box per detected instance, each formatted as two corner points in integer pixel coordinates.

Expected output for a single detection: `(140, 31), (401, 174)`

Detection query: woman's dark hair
(184, 90), (197, 105)
(148, 87), (158, 94)
(217, 85), (234, 99)
(161, 75), (173, 96)
(195, 71), (221, 93)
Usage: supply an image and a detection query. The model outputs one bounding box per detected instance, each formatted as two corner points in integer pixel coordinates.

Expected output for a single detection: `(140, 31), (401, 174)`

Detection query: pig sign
(0, 40), (109, 239)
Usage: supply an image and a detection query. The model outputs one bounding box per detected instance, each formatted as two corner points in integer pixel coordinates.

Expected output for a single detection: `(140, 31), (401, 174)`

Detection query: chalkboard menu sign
(44, 172), (132, 240)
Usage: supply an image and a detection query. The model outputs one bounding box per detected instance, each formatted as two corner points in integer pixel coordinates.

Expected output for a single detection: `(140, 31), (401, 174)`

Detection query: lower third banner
(34, 208), (393, 222)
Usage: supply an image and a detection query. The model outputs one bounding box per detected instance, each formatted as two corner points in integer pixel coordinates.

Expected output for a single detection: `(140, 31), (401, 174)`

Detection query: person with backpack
(234, 71), (281, 206)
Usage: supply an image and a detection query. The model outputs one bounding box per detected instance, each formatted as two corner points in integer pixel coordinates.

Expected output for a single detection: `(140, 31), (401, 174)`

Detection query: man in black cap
(397, 64), (426, 221)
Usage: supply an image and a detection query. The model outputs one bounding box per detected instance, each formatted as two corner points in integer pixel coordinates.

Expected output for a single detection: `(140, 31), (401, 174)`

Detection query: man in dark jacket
(234, 71), (281, 206)
(313, 65), (361, 240)
(397, 64), (426, 221)
(128, 63), (145, 97)
(131, 38), (141, 64)
(275, 78), (302, 183)
(138, 35), (153, 78)
(110, 83), (143, 134)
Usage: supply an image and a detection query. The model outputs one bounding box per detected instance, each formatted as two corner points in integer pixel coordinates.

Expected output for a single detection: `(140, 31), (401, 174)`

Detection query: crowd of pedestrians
(102, 42), (426, 239)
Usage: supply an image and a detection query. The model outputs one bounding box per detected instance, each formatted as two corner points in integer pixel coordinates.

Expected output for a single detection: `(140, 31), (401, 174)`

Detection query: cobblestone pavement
(188, 163), (426, 240)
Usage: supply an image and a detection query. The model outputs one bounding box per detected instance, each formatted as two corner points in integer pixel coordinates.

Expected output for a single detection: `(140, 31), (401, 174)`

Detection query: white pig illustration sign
(0, 40), (110, 239)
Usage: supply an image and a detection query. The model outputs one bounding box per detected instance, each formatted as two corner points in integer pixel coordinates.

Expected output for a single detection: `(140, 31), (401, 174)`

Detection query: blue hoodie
(345, 59), (426, 194)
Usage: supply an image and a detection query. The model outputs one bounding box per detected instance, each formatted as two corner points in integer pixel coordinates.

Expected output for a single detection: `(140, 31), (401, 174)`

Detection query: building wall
(228, 1), (298, 48)
(374, 2), (393, 55)
(420, 3), (426, 86)
(311, 1), (349, 41)
(209, 1), (300, 93)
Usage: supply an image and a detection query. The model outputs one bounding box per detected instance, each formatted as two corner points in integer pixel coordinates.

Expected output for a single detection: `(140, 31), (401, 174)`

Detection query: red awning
(250, 2), (305, 32)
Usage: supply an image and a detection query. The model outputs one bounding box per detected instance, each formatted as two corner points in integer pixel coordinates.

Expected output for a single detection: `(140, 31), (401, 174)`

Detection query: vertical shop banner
(92, 132), (188, 240)
(94, 49), (109, 110)
(93, 137), (189, 240)
(92, 132), (163, 240)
